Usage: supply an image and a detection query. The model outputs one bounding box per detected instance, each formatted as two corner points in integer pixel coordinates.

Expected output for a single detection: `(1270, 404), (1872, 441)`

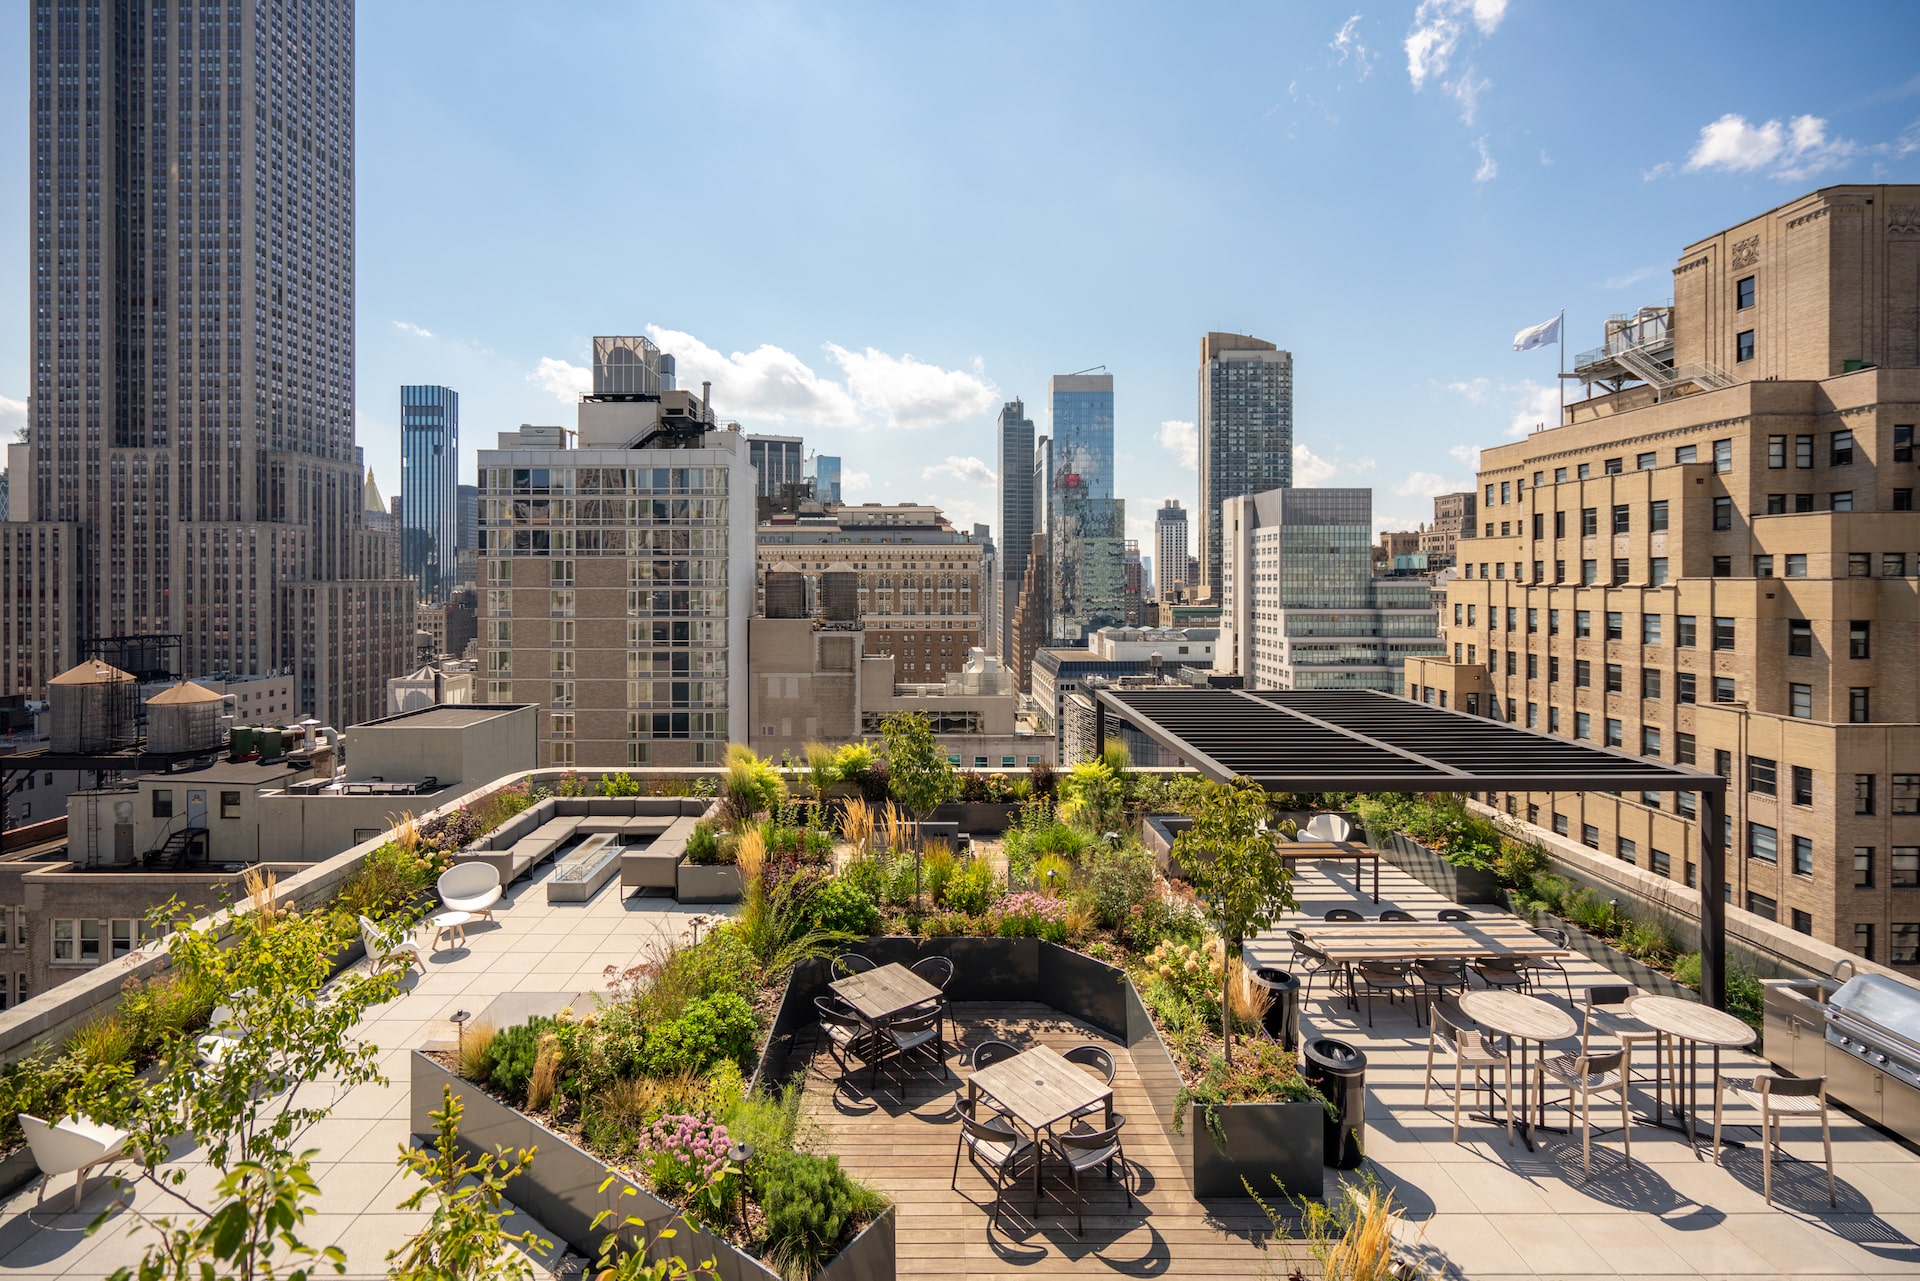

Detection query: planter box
(1188, 1102), (1325, 1200)
(1539, 912), (1698, 1002)
(1368, 830), (1504, 905)
(0, 1143), (40, 1200)
(411, 1053), (895, 1281)
(676, 861), (743, 904)
(929, 801), (1021, 835)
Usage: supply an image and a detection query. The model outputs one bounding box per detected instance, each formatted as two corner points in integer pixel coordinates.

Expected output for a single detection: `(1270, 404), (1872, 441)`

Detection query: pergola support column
(1699, 783), (1728, 1012)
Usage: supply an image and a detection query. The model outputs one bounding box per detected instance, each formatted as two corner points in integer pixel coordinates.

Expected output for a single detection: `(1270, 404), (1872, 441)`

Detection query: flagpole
(1558, 308), (1567, 421)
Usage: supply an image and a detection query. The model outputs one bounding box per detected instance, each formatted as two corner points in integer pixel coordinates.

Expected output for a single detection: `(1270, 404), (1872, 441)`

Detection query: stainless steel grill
(1826, 973), (1920, 1091)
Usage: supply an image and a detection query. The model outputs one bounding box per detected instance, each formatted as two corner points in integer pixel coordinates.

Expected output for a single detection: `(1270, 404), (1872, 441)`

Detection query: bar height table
(1459, 989), (1577, 1151)
(1625, 994), (1756, 1154)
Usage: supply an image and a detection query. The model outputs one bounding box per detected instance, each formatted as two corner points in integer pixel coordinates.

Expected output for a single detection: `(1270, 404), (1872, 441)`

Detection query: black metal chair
(1062, 1044), (1116, 1122)
(1286, 928), (1344, 1005)
(952, 1097), (1037, 1227)
(1353, 960), (1423, 1027)
(1470, 956), (1532, 993)
(831, 953), (877, 980)
(881, 1005), (949, 1083)
(970, 1039), (1020, 1071)
(1525, 927), (1576, 1002)
(1413, 957), (1470, 1019)
(814, 995), (881, 1085)
(909, 955), (957, 1040)
(1436, 908), (1475, 922)
(1046, 1114), (1132, 1237)
(1324, 908), (1365, 922)
(1378, 909), (1418, 922)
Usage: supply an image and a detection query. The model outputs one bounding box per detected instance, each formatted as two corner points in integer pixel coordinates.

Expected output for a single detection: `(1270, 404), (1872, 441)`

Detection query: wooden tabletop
(1275, 840), (1379, 860)
(829, 963), (943, 1024)
(1460, 989), (1578, 1042)
(1296, 918), (1570, 964)
(969, 1045), (1113, 1133)
(1626, 994), (1756, 1048)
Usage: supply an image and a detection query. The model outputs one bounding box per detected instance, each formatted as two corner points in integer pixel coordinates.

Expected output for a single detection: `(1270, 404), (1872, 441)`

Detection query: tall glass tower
(994, 400), (1035, 658)
(1198, 333), (1293, 599)
(811, 455), (842, 504)
(401, 386), (461, 601)
(1048, 374), (1125, 643)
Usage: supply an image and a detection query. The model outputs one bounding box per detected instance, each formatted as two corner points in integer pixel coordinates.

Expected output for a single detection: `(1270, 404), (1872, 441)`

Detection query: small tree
(879, 711), (958, 909)
(1174, 777), (1296, 1067)
(388, 1087), (549, 1281)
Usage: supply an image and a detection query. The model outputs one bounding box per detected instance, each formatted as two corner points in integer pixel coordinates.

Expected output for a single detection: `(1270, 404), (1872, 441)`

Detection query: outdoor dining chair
(1470, 956), (1531, 993)
(1572, 984), (1660, 1081)
(952, 1097), (1037, 1228)
(881, 1005), (949, 1083)
(1354, 960), (1423, 1027)
(909, 954), (956, 1039)
(1436, 908), (1475, 921)
(1303, 813), (1353, 841)
(1713, 1072), (1836, 1207)
(1063, 1044), (1116, 1122)
(1525, 926), (1576, 1002)
(1413, 956), (1470, 1019)
(814, 995), (883, 1086)
(18, 1114), (129, 1210)
(1536, 1046), (1631, 1179)
(1324, 908), (1365, 922)
(1378, 909), (1418, 922)
(1286, 928), (1343, 1004)
(970, 1039), (1020, 1071)
(1423, 1006), (1512, 1145)
(1046, 1114), (1132, 1237)
(831, 953), (877, 980)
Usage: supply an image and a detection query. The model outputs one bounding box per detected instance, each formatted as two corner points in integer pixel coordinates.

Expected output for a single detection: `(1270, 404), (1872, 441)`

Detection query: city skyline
(6, 5), (1917, 553)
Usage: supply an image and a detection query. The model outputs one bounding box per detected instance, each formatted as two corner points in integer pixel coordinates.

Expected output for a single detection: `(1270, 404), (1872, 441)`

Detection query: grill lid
(1829, 973), (1920, 1039)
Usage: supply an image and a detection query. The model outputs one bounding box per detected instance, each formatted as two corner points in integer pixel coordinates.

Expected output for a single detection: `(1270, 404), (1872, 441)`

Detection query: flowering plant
(1144, 939), (1221, 1008)
(640, 1111), (737, 1225)
(991, 891), (1070, 941)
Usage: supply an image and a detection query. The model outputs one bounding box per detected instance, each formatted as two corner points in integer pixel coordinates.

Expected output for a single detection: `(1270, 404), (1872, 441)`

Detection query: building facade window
(1850, 687), (1871, 723)
(1789, 683), (1813, 718)
(1737, 276), (1756, 309)
(1793, 836), (1814, 876)
(1858, 774), (1876, 815)
(1857, 847), (1876, 888)
(1736, 331), (1755, 362)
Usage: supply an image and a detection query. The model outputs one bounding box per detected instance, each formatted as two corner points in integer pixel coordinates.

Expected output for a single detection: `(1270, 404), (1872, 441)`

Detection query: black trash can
(1249, 966), (1301, 1050)
(1302, 1037), (1367, 1169)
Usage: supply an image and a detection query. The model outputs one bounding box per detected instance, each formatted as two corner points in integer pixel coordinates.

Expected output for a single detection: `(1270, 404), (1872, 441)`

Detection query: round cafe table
(1459, 989), (1576, 1151)
(1625, 994), (1755, 1154)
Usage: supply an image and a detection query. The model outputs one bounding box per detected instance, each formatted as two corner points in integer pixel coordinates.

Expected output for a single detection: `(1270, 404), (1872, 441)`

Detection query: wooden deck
(789, 1001), (1314, 1280)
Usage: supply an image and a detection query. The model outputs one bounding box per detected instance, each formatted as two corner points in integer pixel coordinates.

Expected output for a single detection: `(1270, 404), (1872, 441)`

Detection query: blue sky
(3, 2), (1918, 549)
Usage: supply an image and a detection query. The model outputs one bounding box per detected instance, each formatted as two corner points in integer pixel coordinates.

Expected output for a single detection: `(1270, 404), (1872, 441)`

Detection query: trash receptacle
(1302, 1037), (1367, 1169)
(1249, 966), (1300, 1049)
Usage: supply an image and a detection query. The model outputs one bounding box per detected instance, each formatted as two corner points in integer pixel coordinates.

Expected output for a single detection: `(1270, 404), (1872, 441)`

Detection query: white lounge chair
(1303, 813), (1353, 842)
(18, 1113), (129, 1209)
(359, 914), (426, 973)
(436, 863), (502, 922)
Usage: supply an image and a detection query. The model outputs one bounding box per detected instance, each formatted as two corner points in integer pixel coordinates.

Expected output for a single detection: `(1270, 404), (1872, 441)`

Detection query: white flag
(1513, 315), (1561, 352)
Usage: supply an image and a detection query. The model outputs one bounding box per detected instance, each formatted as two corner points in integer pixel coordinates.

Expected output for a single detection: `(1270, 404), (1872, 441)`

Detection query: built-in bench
(455, 795), (716, 899)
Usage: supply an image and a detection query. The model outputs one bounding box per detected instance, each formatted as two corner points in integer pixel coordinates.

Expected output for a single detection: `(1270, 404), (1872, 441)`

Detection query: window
(1531, 513), (1544, 540)
(1675, 445), (1698, 465)
(1896, 489), (1914, 511)
(1486, 483), (1497, 506)
(1677, 672), (1696, 703)
(1849, 552), (1871, 577)
(1612, 504), (1631, 534)
(1748, 823), (1778, 864)
(1604, 458), (1623, 476)
(1789, 683), (1812, 718)
(1767, 494), (1787, 514)
(1897, 424), (1914, 463)
(1736, 330), (1755, 362)
(1549, 657), (1561, 683)
(1575, 659), (1591, 688)
(1831, 430), (1855, 466)
(1712, 496), (1733, 531)
(1613, 557), (1631, 582)
(1677, 790), (1697, 818)
(1768, 435), (1786, 468)
(1650, 558), (1670, 585)
(110, 919), (135, 960)
(1787, 619), (1812, 657)
(1737, 275), (1756, 309)
(1606, 611), (1624, 641)
(1676, 615), (1696, 647)
(152, 789), (173, 819)
(1712, 616), (1735, 650)
(1857, 924), (1876, 961)
(1793, 838), (1814, 876)
(1749, 756), (1777, 797)
(1747, 893), (1777, 922)
(1549, 707), (1561, 733)
(1652, 848), (1672, 877)
(1896, 775), (1920, 815)
(1642, 725), (1662, 756)
(1582, 559), (1598, 584)
(220, 791), (241, 820)
(1575, 610), (1592, 638)
(1605, 663), (1623, 692)
(1581, 508), (1597, 536)
(1579, 463), (1592, 479)
(1527, 653), (1538, 679)
(1582, 823), (1600, 850)
(1796, 435), (1813, 468)
(1642, 614), (1663, 644)
(1898, 848), (1920, 888)
(1714, 438), (1733, 472)
(1832, 491), (1855, 512)
(1897, 925), (1920, 967)
(1526, 702), (1539, 728)
(1637, 452), (1657, 470)
(1857, 847), (1877, 888)
(1785, 553), (1807, 577)
(1792, 766), (1813, 807)
(1713, 555), (1732, 577)
(1552, 813), (1569, 836)
(52, 920), (75, 963)
(1885, 553), (1909, 578)
(1795, 492), (1815, 513)
(1527, 608), (1539, 634)
(1850, 687), (1871, 723)
(1548, 609), (1561, 635)
(1605, 718), (1623, 748)
(1714, 676), (1739, 704)
(1850, 620), (1871, 659)
(1617, 837), (1637, 864)
(1858, 774), (1877, 815)
(1754, 554), (1774, 577)
(1575, 711), (1592, 740)
(1676, 732), (1696, 765)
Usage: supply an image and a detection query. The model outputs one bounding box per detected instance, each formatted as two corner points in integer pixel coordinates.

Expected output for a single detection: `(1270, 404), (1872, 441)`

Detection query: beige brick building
(1408, 184), (1920, 965)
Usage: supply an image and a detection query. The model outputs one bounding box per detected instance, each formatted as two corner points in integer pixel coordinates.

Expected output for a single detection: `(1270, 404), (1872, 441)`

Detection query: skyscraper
(994, 399), (1035, 658)
(402, 386), (461, 601)
(1048, 374), (1125, 644)
(746, 435), (806, 500)
(1154, 500), (1189, 599)
(811, 454), (843, 504)
(1, 0), (413, 724)
(1198, 333), (1293, 599)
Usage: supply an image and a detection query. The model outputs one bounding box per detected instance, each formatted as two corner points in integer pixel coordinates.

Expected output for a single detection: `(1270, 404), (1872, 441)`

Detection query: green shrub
(1528, 873), (1573, 916)
(880, 852), (920, 907)
(332, 839), (441, 923)
(754, 1150), (886, 1272)
(720, 745), (787, 825)
(921, 845), (958, 904)
(809, 879), (880, 935)
(66, 1014), (137, 1069)
(599, 771), (642, 798)
(1031, 853), (1074, 895)
(938, 859), (1000, 914)
(684, 819), (724, 865)
(1085, 846), (1158, 929)
(481, 1018), (554, 1100)
(1493, 838), (1548, 890)
(639, 993), (758, 1076)
(1563, 887), (1618, 936)
(842, 852), (883, 903)
(1618, 917), (1674, 964)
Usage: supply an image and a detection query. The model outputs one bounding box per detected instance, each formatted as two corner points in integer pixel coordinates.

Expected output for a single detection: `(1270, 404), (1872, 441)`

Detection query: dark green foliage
(808, 879), (880, 935)
(638, 993), (758, 1077)
(684, 819), (723, 865)
(938, 859), (999, 914)
(1085, 846), (1158, 929)
(753, 1150), (886, 1271)
(481, 1019), (554, 1100)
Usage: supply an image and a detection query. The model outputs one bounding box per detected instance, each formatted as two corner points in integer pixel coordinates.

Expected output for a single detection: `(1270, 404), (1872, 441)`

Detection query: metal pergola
(1093, 687), (1733, 1010)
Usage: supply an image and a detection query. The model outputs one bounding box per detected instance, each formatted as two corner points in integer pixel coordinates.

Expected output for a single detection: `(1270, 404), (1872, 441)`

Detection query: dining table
(1298, 919), (1569, 1010)
(1459, 989), (1577, 1151)
(827, 962), (943, 1026)
(1625, 994), (1757, 1153)
(1275, 840), (1383, 903)
(968, 1045), (1114, 1207)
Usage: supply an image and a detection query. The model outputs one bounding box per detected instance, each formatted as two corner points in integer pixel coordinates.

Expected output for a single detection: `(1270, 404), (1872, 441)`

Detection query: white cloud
(840, 469), (871, 495)
(1505, 381), (1561, 438)
(824, 344), (999, 429)
(1601, 265), (1661, 291)
(392, 320), (435, 339)
(1473, 136), (1498, 183)
(922, 455), (996, 487)
(1446, 377), (1492, 403)
(1158, 419), (1198, 471)
(1448, 443), (1484, 469)
(529, 357), (592, 403)
(1405, 0), (1506, 90)
(1328, 14), (1375, 78)
(0, 394), (26, 442)
(1392, 470), (1464, 499)
(1374, 512), (1425, 538)
(1682, 112), (1857, 181)
(1444, 68), (1491, 125)
(923, 492), (992, 532)
(646, 327), (859, 428)
(1293, 444), (1339, 487)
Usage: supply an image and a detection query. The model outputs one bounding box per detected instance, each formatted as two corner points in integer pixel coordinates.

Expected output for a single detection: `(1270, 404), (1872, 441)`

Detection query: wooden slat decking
(789, 1001), (1313, 1279)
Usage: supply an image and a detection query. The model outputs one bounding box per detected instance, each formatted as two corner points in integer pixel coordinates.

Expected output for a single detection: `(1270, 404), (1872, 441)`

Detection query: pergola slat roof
(1093, 687), (1719, 793)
